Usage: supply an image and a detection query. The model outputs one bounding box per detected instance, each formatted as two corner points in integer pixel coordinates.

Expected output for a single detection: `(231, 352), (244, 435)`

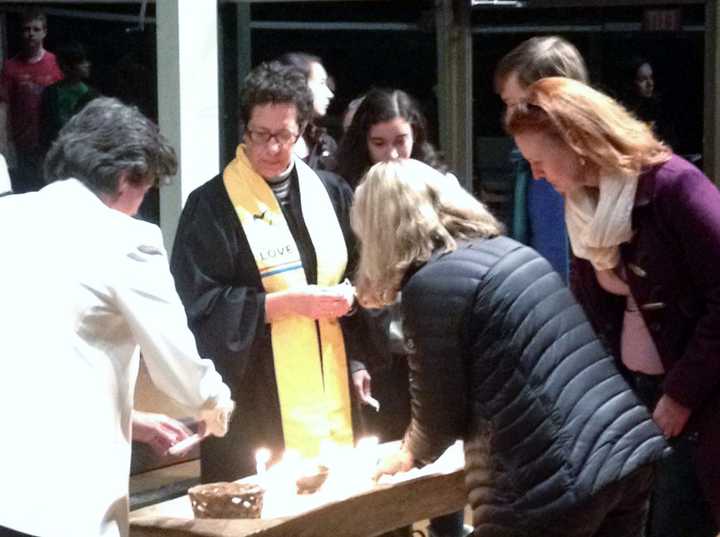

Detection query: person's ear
(116, 172), (133, 196)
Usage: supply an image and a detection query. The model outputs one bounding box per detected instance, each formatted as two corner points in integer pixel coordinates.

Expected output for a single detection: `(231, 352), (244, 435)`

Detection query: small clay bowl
(296, 465), (329, 494)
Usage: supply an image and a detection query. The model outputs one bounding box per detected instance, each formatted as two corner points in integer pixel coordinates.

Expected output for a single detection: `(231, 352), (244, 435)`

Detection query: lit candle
(356, 436), (380, 484)
(255, 447), (271, 477)
(356, 435), (379, 452)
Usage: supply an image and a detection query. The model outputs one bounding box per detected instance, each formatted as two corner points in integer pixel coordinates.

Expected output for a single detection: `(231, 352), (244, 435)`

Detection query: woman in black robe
(170, 61), (369, 482)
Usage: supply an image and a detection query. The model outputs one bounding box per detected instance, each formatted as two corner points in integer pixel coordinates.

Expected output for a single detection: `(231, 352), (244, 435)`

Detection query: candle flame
(356, 436), (379, 450)
(255, 447), (271, 465)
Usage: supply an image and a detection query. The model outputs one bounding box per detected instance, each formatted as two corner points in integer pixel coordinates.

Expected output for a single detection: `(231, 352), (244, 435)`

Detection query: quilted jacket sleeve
(400, 260), (474, 465)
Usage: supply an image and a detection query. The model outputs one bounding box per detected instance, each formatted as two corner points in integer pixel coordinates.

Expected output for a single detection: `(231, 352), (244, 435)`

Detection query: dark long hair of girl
(336, 88), (447, 188)
(277, 51), (337, 170)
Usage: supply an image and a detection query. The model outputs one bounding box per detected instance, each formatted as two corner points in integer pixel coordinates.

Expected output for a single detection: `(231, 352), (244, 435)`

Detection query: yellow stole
(223, 146), (354, 458)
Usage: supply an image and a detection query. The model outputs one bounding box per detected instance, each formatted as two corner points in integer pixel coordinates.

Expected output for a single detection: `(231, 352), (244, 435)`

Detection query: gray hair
(44, 97), (177, 196)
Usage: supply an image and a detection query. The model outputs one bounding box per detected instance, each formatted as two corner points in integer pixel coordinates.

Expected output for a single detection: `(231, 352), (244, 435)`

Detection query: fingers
(147, 432), (175, 456)
(307, 296), (352, 319)
(652, 395), (690, 439)
(200, 403), (234, 438)
(352, 370), (373, 403)
(158, 417), (193, 440)
(363, 376), (372, 397)
(195, 420), (207, 438)
(372, 452), (408, 482)
(132, 411), (192, 454)
(372, 458), (394, 482)
(371, 467), (384, 483)
(291, 285), (356, 319)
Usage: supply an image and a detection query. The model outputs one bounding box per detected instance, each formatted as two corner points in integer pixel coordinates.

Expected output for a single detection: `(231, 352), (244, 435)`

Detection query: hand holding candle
(351, 369), (375, 409)
(166, 433), (203, 457)
(131, 411), (195, 457)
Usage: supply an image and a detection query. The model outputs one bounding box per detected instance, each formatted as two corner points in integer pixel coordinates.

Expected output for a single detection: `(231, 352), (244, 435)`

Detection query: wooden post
(705, 0), (720, 184)
(237, 3), (252, 87)
(156, 0), (220, 253)
(436, 0), (474, 191)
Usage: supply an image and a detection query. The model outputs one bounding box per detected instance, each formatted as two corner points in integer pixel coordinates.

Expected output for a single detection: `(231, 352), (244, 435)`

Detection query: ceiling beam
(523, 0), (703, 6)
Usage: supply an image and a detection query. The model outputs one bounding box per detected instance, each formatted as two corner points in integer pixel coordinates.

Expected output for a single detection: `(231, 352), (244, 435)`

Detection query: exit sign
(643, 9), (682, 32)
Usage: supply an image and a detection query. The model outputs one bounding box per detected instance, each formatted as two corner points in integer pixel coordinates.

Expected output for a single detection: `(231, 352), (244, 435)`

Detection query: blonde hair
(504, 77), (671, 177)
(351, 159), (502, 308)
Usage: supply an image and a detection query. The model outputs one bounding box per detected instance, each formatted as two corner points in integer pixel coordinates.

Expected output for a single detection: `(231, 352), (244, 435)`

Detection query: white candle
(356, 435), (379, 452)
(255, 447), (271, 477)
(356, 436), (380, 483)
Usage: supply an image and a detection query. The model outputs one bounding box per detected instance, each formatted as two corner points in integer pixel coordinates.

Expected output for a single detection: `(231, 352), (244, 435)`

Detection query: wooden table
(130, 442), (467, 537)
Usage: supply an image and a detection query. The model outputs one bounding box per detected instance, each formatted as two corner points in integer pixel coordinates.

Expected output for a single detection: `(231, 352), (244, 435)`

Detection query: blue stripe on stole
(261, 263), (304, 279)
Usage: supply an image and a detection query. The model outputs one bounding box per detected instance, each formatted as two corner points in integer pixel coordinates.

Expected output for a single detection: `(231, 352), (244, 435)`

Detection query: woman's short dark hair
(239, 61), (314, 128)
(44, 97), (177, 196)
(336, 88), (447, 187)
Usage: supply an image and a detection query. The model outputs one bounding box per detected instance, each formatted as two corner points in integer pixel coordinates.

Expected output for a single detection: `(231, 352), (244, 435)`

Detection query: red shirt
(0, 50), (63, 151)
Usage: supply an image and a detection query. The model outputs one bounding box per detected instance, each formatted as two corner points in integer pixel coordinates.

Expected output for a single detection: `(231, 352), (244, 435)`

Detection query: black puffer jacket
(401, 236), (666, 534)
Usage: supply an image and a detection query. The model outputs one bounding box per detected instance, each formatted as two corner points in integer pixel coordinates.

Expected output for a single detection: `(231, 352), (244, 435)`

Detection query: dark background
(0, 2), (706, 179)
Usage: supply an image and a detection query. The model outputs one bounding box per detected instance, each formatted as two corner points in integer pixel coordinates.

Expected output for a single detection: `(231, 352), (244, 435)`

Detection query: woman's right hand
(200, 399), (235, 438)
(653, 394), (691, 438)
(372, 447), (415, 481)
(352, 369), (372, 404)
(266, 285), (354, 322)
(296, 284), (354, 319)
(131, 411), (193, 456)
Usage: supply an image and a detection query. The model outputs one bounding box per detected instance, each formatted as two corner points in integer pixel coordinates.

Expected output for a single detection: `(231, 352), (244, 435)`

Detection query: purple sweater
(571, 155), (720, 420)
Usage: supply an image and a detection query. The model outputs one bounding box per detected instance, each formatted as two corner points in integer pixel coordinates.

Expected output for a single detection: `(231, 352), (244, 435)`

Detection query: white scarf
(565, 173), (639, 271)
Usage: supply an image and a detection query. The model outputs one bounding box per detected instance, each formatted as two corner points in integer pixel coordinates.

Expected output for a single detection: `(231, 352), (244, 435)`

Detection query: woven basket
(188, 482), (264, 519)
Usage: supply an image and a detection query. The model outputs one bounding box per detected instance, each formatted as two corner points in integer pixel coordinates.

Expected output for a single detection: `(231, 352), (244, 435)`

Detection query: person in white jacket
(0, 97), (234, 537)
(0, 152), (10, 194)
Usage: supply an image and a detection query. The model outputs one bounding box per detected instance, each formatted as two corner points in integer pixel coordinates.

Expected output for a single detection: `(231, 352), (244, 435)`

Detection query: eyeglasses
(246, 128), (301, 146)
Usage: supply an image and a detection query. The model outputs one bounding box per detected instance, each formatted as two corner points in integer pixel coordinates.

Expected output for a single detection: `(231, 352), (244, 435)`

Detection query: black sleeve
(400, 272), (468, 465)
(170, 179), (268, 383)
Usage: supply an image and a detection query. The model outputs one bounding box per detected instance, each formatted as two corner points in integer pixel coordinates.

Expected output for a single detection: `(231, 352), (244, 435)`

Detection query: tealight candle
(255, 447), (271, 477)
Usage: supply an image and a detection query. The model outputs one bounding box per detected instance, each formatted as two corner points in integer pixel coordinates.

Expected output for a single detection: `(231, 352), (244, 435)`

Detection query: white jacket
(0, 153), (10, 194)
(0, 179), (231, 537)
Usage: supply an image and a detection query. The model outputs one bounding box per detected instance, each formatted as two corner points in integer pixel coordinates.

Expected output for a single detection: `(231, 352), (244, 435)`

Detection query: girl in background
(338, 88), (468, 537)
(277, 52), (338, 171)
(337, 88), (450, 188)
